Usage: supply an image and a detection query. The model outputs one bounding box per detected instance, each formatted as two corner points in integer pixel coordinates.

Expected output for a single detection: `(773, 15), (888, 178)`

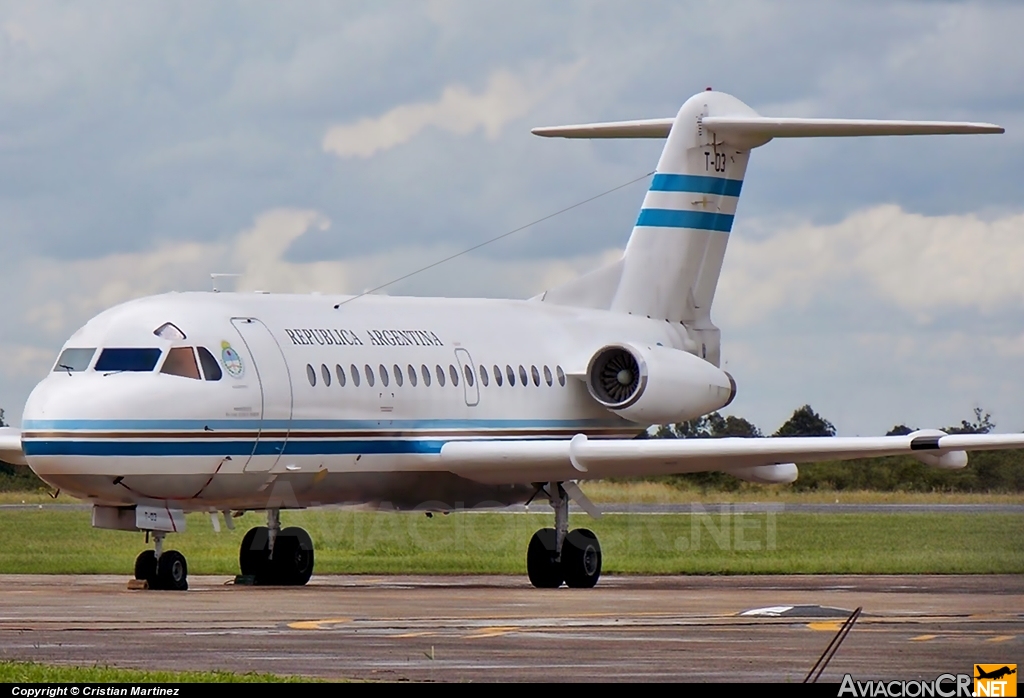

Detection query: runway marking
(911, 635), (937, 641)
(985, 635), (1016, 643)
(466, 626), (519, 639)
(807, 621), (843, 631)
(393, 631), (436, 638)
(288, 617), (352, 630)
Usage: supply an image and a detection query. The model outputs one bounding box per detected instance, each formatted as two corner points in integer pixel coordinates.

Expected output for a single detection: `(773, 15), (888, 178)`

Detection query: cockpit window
(153, 323), (186, 341)
(197, 347), (222, 381)
(94, 348), (162, 372)
(160, 347), (201, 379)
(53, 348), (95, 372)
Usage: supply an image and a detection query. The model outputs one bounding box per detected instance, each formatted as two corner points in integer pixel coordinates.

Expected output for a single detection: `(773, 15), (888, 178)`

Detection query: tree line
(640, 405), (1024, 492)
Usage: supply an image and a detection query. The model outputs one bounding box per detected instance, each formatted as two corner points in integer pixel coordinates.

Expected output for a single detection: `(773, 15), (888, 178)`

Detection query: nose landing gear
(238, 509), (314, 586)
(525, 482), (602, 589)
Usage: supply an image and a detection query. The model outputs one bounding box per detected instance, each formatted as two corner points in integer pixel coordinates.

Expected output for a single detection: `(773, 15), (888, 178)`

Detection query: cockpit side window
(53, 348), (96, 372)
(95, 348), (162, 372)
(160, 347), (201, 379)
(197, 347), (222, 381)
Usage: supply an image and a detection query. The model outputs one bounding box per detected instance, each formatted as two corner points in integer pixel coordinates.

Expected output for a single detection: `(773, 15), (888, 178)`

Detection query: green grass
(0, 660), (315, 682)
(0, 508), (1020, 575)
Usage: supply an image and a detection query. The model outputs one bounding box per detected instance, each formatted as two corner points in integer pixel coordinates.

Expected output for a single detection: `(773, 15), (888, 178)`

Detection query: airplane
(976, 667), (1016, 681)
(0, 88), (1021, 592)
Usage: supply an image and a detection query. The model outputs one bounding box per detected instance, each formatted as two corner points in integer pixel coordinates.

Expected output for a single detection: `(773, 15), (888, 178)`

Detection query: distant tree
(0, 408), (5, 427)
(886, 424), (914, 436)
(944, 407), (994, 434)
(774, 405), (836, 437)
(651, 412), (762, 439)
(712, 414), (762, 438)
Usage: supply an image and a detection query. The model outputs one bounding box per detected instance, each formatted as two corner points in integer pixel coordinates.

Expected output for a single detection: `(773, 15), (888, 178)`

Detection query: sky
(2, 0), (1024, 435)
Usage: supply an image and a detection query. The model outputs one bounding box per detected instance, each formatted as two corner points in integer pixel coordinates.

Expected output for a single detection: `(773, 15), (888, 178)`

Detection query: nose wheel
(133, 533), (188, 591)
(238, 510), (314, 585)
(525, 482), (602, 589)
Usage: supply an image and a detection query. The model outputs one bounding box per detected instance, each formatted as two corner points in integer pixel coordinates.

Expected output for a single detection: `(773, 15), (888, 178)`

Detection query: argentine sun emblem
(221, 341), (244, 378)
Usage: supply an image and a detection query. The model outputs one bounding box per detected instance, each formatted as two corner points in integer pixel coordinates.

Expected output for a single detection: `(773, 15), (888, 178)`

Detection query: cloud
(718, 205), (1024, 325)
(322, 62), (582, 158)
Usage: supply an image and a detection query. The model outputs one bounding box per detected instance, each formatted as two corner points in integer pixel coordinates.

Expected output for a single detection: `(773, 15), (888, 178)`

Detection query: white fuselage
(21, 291), (692, 511)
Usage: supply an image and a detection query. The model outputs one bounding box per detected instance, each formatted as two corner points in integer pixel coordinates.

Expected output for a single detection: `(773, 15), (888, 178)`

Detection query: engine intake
(586, 343), (736, 425)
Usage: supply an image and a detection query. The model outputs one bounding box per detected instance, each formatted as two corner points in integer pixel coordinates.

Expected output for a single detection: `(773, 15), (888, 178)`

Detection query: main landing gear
(238, 509), (315, 586)
(134, 532), (188, 591)
(526, 482), (602, 589)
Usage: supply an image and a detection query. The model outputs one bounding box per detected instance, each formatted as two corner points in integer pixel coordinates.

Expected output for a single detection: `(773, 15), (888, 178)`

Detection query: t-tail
(533, 89), (1003, 366)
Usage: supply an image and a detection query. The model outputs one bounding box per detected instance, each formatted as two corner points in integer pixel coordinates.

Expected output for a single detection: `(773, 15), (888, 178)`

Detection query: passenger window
(161, 347), (201, 380)
(364, 364), (375, 387)
(436, 365), (445, 387)
(506, 365), (515, 386)
(321, 364), (331, 387)
(519, 365), (528, 386)
(464, 364), (474, 386)
(408, 364), (417, 387)
(493, 365), (503, 386)
(53, 347), (96, 372)
(393, 364), (403, 387)
(197, 347), (222, 381)
(306, 364), (316, 387)
(531, 365), (540, 386)
(449, 364), (459, 386)
(557, 365), (566, 387)
(335, 364), (347, 387)
(479, 365), (489, 387)
(421, 364), (431, 387)
(350, 364), (360, 387)
(543, 365), (553, 387)
(379, 364), (389, 387)
(95, 348), (162, 372)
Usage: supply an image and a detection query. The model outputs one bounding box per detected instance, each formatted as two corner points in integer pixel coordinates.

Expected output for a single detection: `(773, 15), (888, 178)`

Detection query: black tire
(239, 526), (270, 578)
(155, 550), (188, 591)
(527, 528), (563, 588)
(134, 550), (157, 582)
(271, 527), (315, 586)
(562, 528), (601, 589)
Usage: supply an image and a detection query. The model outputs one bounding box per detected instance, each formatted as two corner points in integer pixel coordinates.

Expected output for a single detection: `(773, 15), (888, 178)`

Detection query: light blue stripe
(650, 174), (743, 197)
(635, 209), (735, 232)
(23, 418), (624, 431)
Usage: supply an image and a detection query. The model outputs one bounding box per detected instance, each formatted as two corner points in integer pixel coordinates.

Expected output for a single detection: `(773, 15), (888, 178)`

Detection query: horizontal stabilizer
(532, 117), (1003, 141)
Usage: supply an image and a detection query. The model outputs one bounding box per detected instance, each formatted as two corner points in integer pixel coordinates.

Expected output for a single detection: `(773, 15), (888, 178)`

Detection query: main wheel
(527, 528), (563, 588)
(271, 527), (315, 586)
(239, 526), (271, 579)
(561, 528), (601, 589)
(154, 550), (188, 591)
(134, 550), (157, 583)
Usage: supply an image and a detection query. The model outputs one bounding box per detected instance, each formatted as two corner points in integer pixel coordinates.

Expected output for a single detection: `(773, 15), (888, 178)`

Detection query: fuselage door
(454, 347), (480, 407)
(230, 317), (293, 472)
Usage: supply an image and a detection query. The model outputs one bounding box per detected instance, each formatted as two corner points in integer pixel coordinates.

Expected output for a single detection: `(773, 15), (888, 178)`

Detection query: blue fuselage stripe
(649, 174), (743, 197)
(635, 209), (735, 232)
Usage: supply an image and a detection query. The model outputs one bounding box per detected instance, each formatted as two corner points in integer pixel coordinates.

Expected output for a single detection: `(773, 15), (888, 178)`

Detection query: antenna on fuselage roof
(210, 273), (241, 292)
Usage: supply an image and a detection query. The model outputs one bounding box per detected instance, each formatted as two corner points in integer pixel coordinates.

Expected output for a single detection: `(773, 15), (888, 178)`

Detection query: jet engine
(585, 343), (736, 425)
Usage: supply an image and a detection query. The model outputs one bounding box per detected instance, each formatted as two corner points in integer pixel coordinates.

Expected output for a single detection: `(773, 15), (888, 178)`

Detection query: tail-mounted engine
(586, 343), (736, 425)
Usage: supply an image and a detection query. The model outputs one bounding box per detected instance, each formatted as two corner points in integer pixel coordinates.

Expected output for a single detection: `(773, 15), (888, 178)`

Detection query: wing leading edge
(440, 431), (1024, 485)
(0, 428), (26, 466)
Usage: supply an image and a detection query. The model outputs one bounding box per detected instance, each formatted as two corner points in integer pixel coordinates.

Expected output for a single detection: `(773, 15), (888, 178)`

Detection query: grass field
(0, 660), (315, 682)
(0, 506), (1019, 575)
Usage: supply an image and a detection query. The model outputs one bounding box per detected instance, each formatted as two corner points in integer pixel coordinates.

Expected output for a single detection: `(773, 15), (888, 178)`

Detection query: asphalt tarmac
(0, 574), (1019, 682)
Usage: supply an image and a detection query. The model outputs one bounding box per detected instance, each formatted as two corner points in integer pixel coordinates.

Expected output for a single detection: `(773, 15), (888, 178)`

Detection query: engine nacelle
(586, 343), (736, 425)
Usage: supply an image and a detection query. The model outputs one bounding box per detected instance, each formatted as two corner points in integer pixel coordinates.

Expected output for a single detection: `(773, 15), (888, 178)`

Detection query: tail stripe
(650, 174), (743, 197)
(635, 209), (734, 232)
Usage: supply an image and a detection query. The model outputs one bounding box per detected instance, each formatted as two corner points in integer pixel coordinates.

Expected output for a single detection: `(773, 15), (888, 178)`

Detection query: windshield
(53, 348), (96, 372)
(94, 348), (163, 372)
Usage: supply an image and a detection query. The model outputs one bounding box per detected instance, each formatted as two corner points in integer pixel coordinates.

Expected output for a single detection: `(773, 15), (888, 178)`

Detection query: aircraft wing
(440, 431), (1024, 484)
(0, 427), (26, 466)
